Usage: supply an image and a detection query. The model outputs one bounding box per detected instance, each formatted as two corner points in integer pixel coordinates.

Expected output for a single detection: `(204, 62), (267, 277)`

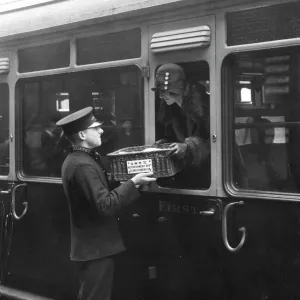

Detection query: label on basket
(127, 159), (153, 174)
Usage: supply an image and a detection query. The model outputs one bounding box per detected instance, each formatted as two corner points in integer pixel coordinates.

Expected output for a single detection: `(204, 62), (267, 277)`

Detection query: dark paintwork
(0, 180), (300, 299)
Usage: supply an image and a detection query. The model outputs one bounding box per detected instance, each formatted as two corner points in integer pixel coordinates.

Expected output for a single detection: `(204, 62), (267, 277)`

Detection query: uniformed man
(56, 107), (156, 300)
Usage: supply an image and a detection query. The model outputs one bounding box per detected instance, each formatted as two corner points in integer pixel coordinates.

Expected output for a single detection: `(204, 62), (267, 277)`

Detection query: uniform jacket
(61, 147), (140, 261)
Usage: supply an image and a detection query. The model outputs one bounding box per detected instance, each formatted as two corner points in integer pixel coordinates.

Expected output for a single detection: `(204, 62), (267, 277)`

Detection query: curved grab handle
(222, 201), (246, 253)
(11, 183), (28, 220)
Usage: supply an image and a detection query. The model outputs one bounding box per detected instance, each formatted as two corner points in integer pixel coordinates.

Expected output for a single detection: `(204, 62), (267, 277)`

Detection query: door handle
(11, 184), (28, 221)
(222, 201), (246, 252)
(0, 187), (12, 195)
(199, 208), (215, 216)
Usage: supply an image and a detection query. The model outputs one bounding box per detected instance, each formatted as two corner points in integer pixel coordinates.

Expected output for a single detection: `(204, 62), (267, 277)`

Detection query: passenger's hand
(131, 172), (156, 186)
(169, 143), (188, 160)
(152, 139), (168, 146)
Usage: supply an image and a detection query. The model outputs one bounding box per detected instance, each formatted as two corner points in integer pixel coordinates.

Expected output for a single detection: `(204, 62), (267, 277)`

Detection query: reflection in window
(225, 48), (300, 193)
(18, 66), (144, 177)
(241, 87), (251, 103)
(0, 84), (9, 175)
(154, 61), (210, 190)
(56, 93), (70, 112)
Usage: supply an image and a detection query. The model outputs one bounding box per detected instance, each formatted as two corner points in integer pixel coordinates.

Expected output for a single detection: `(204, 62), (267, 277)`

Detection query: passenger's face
(159, 90), (183, 106)
(82, 126), (104, 148)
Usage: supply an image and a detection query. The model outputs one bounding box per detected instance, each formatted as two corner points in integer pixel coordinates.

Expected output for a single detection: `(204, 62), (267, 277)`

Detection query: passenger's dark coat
(61, 147), (140, 261)
(156, 83), (211, 188)
(157, 82), (210, 168)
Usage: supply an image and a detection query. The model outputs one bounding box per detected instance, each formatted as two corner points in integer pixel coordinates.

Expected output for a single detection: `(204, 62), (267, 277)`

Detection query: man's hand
(131, 172), (156, 186)
(169, 143), (188, 160)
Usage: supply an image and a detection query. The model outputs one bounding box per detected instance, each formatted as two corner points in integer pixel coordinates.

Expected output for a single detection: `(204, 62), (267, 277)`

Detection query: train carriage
(0, 0), (300, 299)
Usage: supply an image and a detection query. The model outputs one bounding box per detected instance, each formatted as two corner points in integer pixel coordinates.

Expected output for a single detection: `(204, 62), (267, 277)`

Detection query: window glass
(0, 84), (9, 176)
(19, 41), (70, 73)
(154, 61), (210, 190)
(18, 65), (144, 177)
(77, 29), (141, 65)
(225, 48), (300, 193)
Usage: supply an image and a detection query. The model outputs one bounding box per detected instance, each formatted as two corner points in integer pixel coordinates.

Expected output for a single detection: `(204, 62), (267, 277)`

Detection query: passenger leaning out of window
(152, 63), (210, 188)
(56, 107), (156, 300)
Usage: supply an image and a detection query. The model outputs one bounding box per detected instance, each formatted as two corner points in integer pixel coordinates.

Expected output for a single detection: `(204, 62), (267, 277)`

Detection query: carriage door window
(18, 65), (144, 178)
(155, 61), (210, 190)
(224, 47), (300, 194)
(0, 84), (9, 176)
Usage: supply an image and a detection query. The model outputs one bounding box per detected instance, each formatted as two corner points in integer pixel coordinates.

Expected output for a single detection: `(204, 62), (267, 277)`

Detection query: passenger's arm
(169, 136), (210, 167)
(184, 136), (210, 166)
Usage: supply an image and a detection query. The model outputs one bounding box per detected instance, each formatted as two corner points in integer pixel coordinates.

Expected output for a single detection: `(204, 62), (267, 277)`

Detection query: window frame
(222, 48), (300, 201)
(76, 28), (142, 65)
(10, 21), (146, 184)
(148, 14), (217, 196)
(18, 40), (71, 73)
(16, 64), (145, 183)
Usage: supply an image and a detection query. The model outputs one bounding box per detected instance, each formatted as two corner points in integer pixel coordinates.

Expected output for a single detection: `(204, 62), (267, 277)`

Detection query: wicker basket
(107, 143), (182, 181)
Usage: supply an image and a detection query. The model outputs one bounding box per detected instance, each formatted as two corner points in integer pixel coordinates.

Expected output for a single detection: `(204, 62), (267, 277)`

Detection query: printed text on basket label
(127, 159), (153, 174)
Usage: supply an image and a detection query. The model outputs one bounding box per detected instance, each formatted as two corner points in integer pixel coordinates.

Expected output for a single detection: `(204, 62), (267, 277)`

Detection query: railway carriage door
(149, 15), (216, 193)
(144, 16), (226, 300)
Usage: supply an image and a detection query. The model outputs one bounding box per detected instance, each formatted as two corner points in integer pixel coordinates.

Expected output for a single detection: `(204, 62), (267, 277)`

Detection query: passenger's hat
(56, 107), (103, 135)
(152, 63), (186, 93)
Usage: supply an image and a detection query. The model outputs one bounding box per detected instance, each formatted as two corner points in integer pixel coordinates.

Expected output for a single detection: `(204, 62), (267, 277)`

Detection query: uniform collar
(71, 145), (101, 161)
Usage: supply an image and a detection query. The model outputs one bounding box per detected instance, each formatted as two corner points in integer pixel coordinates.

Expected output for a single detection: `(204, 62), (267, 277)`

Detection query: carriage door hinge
(142, 66), (150, 79)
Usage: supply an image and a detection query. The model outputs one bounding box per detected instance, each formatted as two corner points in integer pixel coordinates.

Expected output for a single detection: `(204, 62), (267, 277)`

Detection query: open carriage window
(18, 65), (144, 178)
(0, 84), (9, 176)
(154, 61), (210, 190)
(224, 47), (300, 194)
